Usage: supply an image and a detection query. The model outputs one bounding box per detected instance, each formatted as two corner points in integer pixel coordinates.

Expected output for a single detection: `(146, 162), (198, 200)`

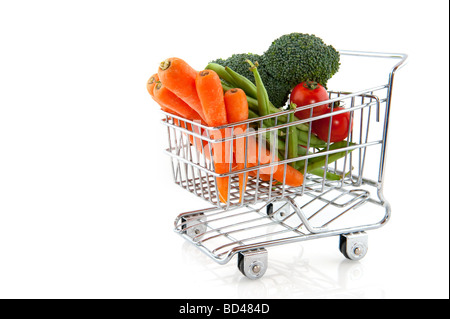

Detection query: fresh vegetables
(147, 33), (358, 206)
(158, 57), (207, 123)
(290, 81), (330, 120)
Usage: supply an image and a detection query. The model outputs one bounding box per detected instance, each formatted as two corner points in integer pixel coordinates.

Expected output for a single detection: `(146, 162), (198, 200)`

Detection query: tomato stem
(303, 80), (319, 90)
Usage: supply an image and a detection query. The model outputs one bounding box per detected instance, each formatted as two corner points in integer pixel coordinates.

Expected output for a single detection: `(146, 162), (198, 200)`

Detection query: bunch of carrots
(147, 57), (304, 203)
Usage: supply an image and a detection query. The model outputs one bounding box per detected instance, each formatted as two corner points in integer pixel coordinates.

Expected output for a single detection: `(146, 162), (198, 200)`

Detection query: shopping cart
(161, 51), (408, 279)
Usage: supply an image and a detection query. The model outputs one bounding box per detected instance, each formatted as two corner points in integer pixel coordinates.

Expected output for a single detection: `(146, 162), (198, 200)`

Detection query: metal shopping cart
(161, 51), (408, 279)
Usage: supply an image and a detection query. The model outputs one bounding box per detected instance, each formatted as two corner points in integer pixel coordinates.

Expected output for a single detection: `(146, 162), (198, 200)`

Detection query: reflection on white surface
(181, 241), (385, 299)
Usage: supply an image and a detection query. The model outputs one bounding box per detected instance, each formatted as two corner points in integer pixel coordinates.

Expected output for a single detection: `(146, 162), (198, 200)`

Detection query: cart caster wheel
(181, 213), (206, 241)
(267, 200), (289, 221)
(339, 232), (368, 261)
(238, 248), (268, 280)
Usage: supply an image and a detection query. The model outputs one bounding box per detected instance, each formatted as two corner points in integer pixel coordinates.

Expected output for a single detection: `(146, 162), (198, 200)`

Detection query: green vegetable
(263, 33), (340, 88)
(287, 103), (298, 167)
(248, 109), (326, 148)
(309, 168), (343, 181)
(291, 143), (347, 180)
(225, 66), (258, 99)
(209, 54), (291, 108)
(245, 60), (271, 126)
(296, 127), (327, 147)
(297, 141), (356, 173)
(210, 53), (262, 85)
(268, 134), (342, 180)
(208, 63), (294, 120)
(205, 62), (235, 86)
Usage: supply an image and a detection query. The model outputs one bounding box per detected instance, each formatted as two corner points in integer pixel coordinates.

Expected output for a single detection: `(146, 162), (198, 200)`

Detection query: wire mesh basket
(161, 50), (408, 279)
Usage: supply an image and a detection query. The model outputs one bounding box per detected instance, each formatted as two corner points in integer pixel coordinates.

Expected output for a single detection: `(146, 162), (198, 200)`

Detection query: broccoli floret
(210, 53), (291, 108)
(263, 33), (340, 88)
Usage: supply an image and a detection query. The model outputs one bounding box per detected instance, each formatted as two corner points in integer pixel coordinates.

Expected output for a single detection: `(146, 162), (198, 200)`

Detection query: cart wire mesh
(164, 87), (386, 208)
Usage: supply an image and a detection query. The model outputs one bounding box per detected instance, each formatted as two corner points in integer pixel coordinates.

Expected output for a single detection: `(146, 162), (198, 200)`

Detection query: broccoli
(209, 34), (340, 108)
(263, 33), (340, 88)
(210, 53), (292, 108)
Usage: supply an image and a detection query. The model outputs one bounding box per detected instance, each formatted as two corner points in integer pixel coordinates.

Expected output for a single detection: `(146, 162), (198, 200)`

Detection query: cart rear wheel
(238, 248), (268, 280)
(339, 232), (368, 261)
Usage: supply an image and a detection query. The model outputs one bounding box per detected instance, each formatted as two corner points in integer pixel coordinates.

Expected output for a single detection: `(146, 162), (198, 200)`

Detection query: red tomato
(312, 107), (353, 143)
(290, 81), (330, 120)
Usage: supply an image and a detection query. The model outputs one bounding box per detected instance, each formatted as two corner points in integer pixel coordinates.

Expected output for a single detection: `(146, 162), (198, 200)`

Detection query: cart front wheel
(339, 232), (368, 261)
(238, 248), (268, 280)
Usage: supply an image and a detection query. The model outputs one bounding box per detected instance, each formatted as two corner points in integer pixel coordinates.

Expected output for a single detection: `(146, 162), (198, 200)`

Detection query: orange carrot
(152, 82), (206, 156)
(245, 136), (304, 187)
(248, 171), (278, 184)
(153, 82), (203, 122)
(195, 69), (231, 203)
(225, 88), (249, 124)
(158, 58), (207, 122)
(185, 123), (211, 160)
(195, 70), (228, 127)
(146, 73), (159, 97)
(149, 74), (180, 121)
(224, 88), (249, 202)
(160, 105), (181, 117)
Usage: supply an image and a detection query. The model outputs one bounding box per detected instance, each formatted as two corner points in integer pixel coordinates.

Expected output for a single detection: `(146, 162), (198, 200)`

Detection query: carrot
(149, 73), (181, 125)
(158, 58), (207, 122)
(195, 69), (231, 203)
(245, 136), (304, 187)
(153, 82), (203, 122)
(151, 81), (207, 157)
(186, 123), (211, 160)
(195, 70), (228, 127)
(248, 171), (278, 184)
(146, 73), (159, 97)
(224, 88), (249, 202)
(160, 105), (181, 117)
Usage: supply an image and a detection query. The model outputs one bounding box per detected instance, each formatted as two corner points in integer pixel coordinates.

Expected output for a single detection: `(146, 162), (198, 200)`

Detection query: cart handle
(339, 50), (409, 76)
(338, 51), (409, 188)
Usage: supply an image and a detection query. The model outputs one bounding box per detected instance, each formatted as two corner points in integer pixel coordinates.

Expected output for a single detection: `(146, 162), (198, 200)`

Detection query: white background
(0, 0), (448, 299)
